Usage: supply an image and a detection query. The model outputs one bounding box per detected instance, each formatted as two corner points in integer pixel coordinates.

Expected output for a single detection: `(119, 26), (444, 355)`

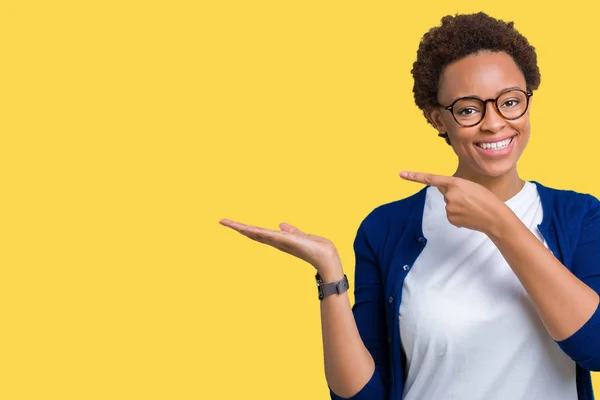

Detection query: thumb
(279, 222), (305, 235)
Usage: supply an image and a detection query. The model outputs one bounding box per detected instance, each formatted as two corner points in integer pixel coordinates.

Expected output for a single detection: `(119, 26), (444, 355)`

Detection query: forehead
(438, 51), (527, 101)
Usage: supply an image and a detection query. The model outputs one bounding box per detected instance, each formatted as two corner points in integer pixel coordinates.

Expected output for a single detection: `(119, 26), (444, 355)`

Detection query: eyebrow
(452, 86), (525, 102)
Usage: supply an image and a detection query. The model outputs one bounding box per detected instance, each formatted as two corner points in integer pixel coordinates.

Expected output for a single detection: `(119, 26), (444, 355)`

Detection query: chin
(477, 159), (519, 177)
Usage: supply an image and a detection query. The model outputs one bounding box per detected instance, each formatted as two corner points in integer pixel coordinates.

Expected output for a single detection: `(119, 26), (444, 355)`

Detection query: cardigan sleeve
(556, 193), (600, 371)
(328, 214), (390, 400)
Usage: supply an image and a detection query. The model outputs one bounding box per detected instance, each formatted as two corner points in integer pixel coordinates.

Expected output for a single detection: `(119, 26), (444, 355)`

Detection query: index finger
(399, 171), (452, 188)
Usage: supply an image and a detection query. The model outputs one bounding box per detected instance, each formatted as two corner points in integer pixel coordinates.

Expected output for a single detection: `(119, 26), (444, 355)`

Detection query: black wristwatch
(315, 273), (349, 300)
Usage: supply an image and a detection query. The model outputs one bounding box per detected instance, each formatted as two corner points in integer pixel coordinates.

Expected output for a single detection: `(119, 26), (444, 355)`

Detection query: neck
(452, 166), (525, 202)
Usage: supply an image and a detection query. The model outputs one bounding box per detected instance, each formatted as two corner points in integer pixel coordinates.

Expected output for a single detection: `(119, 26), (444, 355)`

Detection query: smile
(475, 135), (515, 150)
(473, 135), (517, 157)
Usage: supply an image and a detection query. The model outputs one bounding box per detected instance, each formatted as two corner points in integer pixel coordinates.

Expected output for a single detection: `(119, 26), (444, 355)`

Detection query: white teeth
(477, 137), (513, 150)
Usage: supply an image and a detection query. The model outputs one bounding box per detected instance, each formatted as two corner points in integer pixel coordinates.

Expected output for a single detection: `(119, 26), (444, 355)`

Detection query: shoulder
(352, 187), (428, 261)
(532, 180), (600, 222)
(358, 186), (428, 234)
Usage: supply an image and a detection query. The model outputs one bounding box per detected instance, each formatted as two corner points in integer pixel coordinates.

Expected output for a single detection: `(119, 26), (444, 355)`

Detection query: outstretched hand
(399, 171), (508, 234)
(219, 219), (342, 274)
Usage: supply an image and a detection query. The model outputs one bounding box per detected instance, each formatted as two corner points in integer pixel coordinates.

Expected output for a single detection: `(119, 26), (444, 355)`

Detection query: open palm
(219, 219), (341, 273)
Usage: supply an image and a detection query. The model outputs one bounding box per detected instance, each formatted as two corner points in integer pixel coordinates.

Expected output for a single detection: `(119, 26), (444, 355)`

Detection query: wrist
(487, 203), (518, 241)
(315, 256), (344, 283)
(317, 266), (345, 283)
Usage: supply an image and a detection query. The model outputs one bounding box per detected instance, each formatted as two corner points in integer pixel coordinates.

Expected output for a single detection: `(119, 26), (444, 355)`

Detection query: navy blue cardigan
(329, 181), (600, 400)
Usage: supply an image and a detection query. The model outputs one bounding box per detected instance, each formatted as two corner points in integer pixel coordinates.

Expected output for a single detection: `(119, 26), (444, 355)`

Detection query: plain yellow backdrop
(1, 0), (599, 399)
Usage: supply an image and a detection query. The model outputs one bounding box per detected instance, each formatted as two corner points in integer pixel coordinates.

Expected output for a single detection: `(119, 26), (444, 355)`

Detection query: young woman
(219, 12), (600, 400)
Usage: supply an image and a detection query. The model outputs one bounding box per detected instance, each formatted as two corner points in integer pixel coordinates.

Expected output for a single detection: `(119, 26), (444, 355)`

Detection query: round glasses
(439, 89), (533, 127)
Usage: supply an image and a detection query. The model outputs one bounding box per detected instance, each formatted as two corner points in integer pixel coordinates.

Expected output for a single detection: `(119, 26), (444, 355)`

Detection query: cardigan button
(402, 265), (410, 271)
(388, 296), (393, 303)
(417, 236), (426, 244)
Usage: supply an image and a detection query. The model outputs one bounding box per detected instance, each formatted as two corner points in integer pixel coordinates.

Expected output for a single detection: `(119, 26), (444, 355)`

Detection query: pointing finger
(399, 171), (452, 188)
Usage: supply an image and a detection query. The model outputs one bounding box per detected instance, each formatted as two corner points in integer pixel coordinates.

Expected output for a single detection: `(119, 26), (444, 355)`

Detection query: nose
(479, 100), (506, 133)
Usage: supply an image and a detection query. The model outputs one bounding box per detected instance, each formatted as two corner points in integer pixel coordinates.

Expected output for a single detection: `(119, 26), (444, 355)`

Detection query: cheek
(448, 126), (478, 145)
(510, 118), (530, 135)
(446, 126), (479, 156)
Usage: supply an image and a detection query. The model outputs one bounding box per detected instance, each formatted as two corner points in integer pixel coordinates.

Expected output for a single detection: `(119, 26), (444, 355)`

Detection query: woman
(219, 12), (600, 400)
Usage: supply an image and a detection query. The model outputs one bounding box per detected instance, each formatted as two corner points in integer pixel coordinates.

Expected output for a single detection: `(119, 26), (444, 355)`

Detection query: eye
(501, 98), (520, 108)
(456, 107), (479, 116)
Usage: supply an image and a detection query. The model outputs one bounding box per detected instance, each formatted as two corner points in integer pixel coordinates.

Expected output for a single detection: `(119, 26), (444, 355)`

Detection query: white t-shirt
(398, 181), (577, 400)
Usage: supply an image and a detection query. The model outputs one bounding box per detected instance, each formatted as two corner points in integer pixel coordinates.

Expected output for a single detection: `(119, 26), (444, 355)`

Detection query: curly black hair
(411, 12), (541, 145)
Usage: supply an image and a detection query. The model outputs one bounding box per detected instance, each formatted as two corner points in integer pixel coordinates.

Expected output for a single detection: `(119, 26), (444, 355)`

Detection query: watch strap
(315, 273), (349, 300)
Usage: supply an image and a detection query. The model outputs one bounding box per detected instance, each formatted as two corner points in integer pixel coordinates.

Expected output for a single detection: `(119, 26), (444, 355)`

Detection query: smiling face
(425, 51), (532, 181)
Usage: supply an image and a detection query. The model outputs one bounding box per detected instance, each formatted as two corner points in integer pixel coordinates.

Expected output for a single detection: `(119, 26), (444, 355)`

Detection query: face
(425, 51), (532, 180)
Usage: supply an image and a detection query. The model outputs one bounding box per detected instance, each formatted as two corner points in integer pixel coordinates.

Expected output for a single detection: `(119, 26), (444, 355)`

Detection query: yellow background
(1, 1), (599, 398)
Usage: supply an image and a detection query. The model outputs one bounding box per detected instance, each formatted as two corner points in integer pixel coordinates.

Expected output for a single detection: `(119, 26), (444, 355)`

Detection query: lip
(474, 134), (517, 145)
(474, 135), (516, 158)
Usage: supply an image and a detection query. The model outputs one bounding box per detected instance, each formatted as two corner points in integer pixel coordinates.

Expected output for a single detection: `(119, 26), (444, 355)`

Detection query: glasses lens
(497, 90), (528, 119)
(452, 98), (485, 126)
(451, 90), (529, 126)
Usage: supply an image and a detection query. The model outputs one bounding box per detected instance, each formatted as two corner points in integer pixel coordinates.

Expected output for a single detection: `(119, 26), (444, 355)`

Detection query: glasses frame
(438, 88), (533, 127)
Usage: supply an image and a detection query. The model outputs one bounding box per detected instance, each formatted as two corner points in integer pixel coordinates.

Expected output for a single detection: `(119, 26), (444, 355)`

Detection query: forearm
(319, 264), (375, 398)
(487, 206), (600, 341)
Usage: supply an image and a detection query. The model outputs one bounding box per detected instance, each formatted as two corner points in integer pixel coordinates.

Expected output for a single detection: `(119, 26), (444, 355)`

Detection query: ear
(423, 107), (448, 134)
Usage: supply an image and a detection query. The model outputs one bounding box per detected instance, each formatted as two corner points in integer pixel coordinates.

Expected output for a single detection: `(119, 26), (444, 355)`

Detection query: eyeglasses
(438, 88), (533, 127)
